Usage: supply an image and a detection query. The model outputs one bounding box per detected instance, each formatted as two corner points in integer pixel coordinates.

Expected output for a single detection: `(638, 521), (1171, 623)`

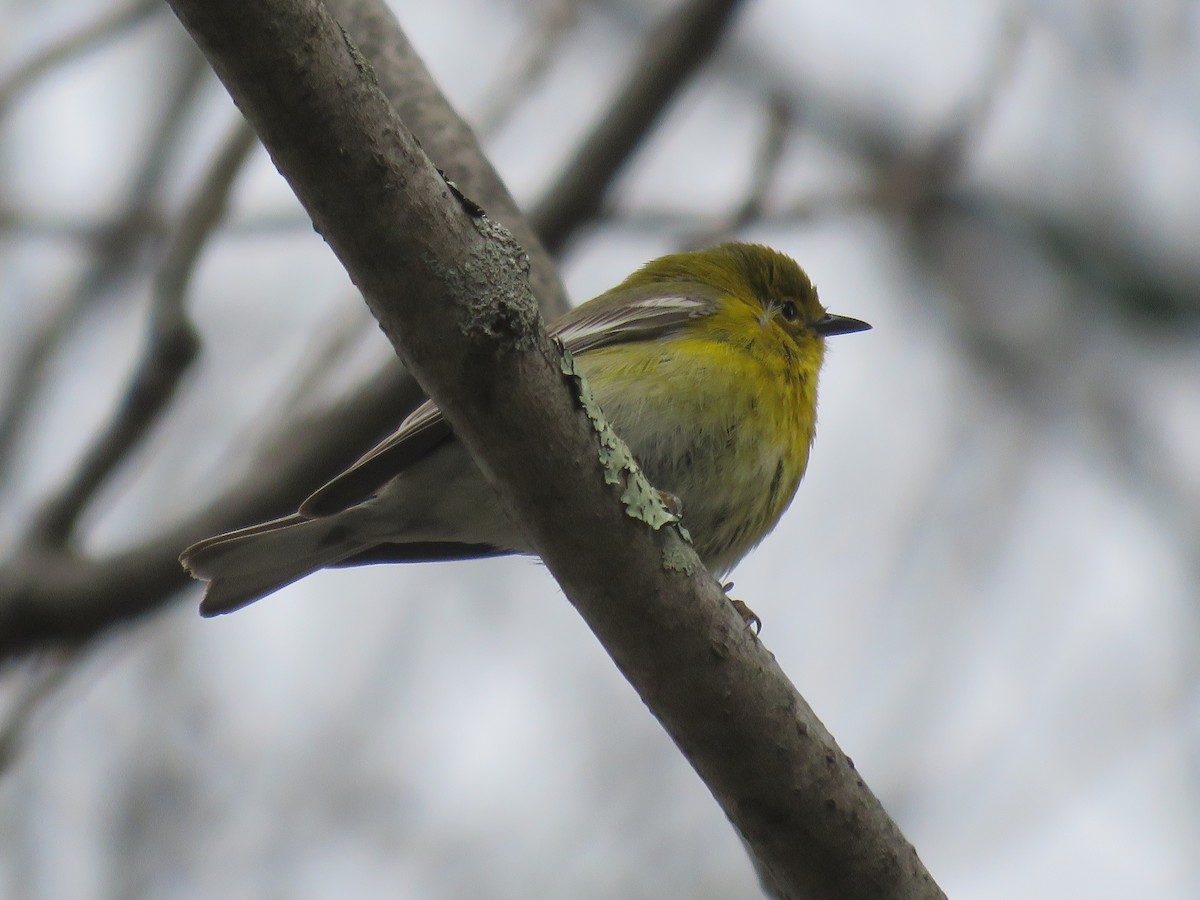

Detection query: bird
(181, 242), (870, 616)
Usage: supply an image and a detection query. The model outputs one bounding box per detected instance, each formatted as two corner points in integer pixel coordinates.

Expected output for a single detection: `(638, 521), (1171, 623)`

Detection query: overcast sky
(1, 0), (1198, 897)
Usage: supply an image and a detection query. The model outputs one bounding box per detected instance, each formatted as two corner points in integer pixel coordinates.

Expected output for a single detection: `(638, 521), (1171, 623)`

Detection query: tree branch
(473, 0), (580, 137)
(325, 0), (569, 316)
(0, 361), (427, 655)
(0, 44), (208, 488)
(0, 0), (159, 117)
(159, 0), (943, 896)
(530, 0), (748, 254)
(682, 92), (792, 249)
(0, 0), (570, 652)
(29, 119), (258, 547)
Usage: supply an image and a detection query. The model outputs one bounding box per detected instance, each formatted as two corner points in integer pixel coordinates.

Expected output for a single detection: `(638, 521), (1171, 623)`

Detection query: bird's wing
(300, 286), (719, 516)
(299, 399), (451, 517)
(551, 286), (717, 354)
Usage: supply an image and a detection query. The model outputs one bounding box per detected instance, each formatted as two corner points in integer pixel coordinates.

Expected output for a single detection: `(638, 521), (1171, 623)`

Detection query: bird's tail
(181, 512), (369, 617)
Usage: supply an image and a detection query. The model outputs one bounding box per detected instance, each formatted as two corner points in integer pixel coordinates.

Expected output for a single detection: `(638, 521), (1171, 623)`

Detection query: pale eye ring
(778, 301), (799, 322)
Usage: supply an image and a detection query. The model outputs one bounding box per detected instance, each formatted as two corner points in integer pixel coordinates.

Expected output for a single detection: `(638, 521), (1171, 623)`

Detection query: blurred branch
(0, 0), (568, 650)
(682, 92), (791, 248)
(0, 206), (316, 243)
(871, 11), (1028, 212)
(919, 199), (1200, 586)
(0, 654), (73, 775)
(154, 0), (943, 896)
(1088, 377), (1200, 581)
(29, 119), (259, 548)
(271, 304), (378, 421)
(720, 94), (791, 221)
(0, 360), (426, 655)
(474, 0), (580, 137)
(598, 185), (876, 236)
(0, 204), (169, 243)
(0, 0), (159, 117)
(600, 2), (1198, 322)
(967, 195), (1200, 320)
(530, 0), (748, 255)
(0, 44), (208, 491)
(899, 9), (1200, 554)
(815, 12), (1197, 320)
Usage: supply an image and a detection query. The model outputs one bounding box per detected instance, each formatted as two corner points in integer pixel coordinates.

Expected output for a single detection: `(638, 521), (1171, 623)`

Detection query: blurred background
(1, 0), (1198, 896)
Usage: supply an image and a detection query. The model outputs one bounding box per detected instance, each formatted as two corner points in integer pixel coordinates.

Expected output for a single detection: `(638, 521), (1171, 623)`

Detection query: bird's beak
(814, 313), (871, 336)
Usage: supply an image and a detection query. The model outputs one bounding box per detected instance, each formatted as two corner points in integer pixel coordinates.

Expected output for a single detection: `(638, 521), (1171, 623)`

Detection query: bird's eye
(778, 301), (799, 322)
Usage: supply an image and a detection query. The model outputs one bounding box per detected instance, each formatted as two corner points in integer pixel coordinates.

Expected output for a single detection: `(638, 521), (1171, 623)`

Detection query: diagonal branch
(0, 0), (160, 117)
(0, 0), (571, 655)
(473, 0), (581, 137)
(0, 43), (208, 491)
(530, 0), (749, 254)
(682, 91), (792, 248)
(326, 0), (569, 316)
(30, 119), (258, 547)
(0, 360), (427, 656)
(160, 0), (944, 897)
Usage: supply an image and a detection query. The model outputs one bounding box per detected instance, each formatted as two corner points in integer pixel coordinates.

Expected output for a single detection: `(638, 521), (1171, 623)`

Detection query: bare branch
(1, 0), (570, 661)
(158, 0), (944, 896)
(0, 361), (426, 656)
(0, 204), (168, 243)
(270, 304), (378, 422)
(474, 0), (581, 137)
(0, 0), (159, 117)
(0, 46), (208, 489)
(0, 653), (74, 775)
(530, 0), (749, 254)
(682, 92), (792, 248)
(325, 0), (569, 317)
(29, 119), (259, 547)
(595, 182), (878, 236)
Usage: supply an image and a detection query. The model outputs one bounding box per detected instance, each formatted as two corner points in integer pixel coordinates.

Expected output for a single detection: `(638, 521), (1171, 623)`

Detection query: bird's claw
(721, 582), (761, 634)
(657, 490), (684, 519)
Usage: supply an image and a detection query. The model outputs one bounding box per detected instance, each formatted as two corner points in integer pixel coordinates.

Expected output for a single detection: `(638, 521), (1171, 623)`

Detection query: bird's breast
(578, 337), (816, 572)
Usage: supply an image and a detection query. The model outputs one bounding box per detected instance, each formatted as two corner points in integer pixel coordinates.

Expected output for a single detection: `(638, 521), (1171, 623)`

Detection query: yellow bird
(182, 243), (869, 616)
